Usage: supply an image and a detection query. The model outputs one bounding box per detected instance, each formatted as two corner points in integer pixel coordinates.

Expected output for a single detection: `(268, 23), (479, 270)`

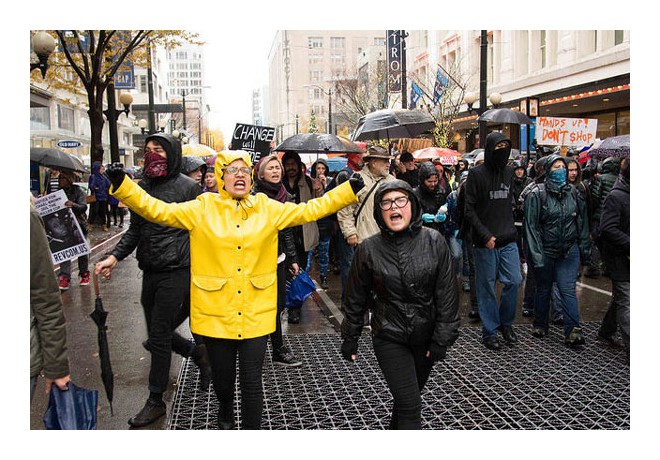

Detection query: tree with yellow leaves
(30, 30), (201, 165)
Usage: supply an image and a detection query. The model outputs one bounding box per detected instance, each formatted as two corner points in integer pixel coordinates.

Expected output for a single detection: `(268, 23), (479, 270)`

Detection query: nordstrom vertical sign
(387, 30), (402, 93)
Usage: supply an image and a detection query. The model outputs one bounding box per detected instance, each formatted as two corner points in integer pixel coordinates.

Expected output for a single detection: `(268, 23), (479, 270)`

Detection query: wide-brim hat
(362, 146), (394, 161)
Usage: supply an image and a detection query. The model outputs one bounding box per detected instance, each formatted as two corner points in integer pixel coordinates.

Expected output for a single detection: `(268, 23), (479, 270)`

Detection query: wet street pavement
(29, 217), (632, 433)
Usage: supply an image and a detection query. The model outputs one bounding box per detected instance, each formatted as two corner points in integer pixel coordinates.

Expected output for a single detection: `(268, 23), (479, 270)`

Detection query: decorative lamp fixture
(464, 91), (478, 113)
(118, 93), (133, 117)
(31, 31), (56, 78)
(138, 118), (148, 134)
(489, 92), (502, 108)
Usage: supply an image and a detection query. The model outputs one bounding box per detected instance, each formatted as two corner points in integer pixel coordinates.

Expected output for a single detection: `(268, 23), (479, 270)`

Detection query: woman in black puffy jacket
(340, 179), (459, 429)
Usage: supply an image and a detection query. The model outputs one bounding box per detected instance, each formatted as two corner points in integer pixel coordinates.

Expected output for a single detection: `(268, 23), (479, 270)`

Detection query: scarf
(144, 151), (168, 178)
(255, 178), (289, 203)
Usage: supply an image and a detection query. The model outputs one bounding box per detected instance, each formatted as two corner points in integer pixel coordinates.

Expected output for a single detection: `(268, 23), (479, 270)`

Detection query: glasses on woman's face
(379, 195), (409, 211)
(225, 166), (251, 176)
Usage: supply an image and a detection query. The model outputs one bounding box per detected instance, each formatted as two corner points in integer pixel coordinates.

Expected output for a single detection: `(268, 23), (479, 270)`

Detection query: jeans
(372, 336), (434, 430)
(599, 280), (630, 348)
(204, 335), (268, 430)
(306, 234), (331, 277)
(59, 253), (89, 279)
(447, 235), (462, 276)
(473, 242), (522, 339)
(141, 269), (190, 394)
(533, 243), (581, 336)
(337, 236), (355, 304)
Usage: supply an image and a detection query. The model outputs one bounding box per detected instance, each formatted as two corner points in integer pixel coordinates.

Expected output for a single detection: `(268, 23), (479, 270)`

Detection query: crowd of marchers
(30, 131), (629, 430)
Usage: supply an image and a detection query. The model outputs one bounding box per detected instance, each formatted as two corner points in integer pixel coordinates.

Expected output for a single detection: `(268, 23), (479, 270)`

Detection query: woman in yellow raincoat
(103, 149), (361, 430)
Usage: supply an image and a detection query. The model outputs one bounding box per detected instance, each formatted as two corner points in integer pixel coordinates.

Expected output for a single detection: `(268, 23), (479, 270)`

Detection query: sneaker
(552, 317), (565, 326)
(118, 223), (124, 228)
(522, 306), (534, 317)
(462, 282), (471, 292)
(80, 272), (90, 286)
(273, 346), (302, 367)
(565, 327), (586, 347)
(532, 327), (547, 338)
(499, 325), (518, 345)
(58, 275), (70, 291)
(521, 263), (528, 276)
(320, 275), (329, 290)
(483, 336), (501, 351)
(288, 308), (300, 324)
(597, 331), (626, 350)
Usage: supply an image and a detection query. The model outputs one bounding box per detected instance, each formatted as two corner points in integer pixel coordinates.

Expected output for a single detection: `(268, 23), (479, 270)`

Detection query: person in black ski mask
(463, 132), (523, 351)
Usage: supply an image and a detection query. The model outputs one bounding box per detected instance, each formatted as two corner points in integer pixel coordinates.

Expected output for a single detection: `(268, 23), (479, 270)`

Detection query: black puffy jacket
(412, 161), (446, 234)
(341, 180), (460, 349)
(111, 133), (201, 272)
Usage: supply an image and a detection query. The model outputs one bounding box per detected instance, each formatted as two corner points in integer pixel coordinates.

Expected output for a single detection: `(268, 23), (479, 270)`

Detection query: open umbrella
(477, 108), (533, 125)
(587, 134), (630, 159)
(90, 273), (114, 415)
(182, 143), (218, 157)
(412, 147), (461, 165)
(30, 147), (86, 173)
(275, 133), (364, 154)
(351, 109), (435, 142)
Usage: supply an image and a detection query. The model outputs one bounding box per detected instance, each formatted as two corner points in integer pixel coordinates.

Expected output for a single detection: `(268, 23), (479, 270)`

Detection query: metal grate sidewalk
(167, 323), (629, 430)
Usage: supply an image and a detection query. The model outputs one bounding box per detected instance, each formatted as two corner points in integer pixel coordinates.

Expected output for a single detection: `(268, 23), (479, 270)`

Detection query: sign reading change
(230, 123), (275, 164)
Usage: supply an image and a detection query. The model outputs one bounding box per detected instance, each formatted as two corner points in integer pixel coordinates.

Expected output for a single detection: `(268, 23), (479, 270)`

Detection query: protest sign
(35, 190), (90, 265)
(535, 117), (598, 147)
(229, 123), (276, 164)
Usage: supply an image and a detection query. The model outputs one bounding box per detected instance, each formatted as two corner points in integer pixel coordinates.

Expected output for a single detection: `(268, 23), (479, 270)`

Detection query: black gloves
(349, 174), (365, 194)
(427, 343), (447, 362)
(106, 162), (126, 190)
(340, 337), (358, 362)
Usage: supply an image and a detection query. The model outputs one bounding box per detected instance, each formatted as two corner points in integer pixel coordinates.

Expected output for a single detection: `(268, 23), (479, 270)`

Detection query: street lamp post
(478, 30), (488, 148)
(30, 31), (56, 78)
(103, 86), (133, 163)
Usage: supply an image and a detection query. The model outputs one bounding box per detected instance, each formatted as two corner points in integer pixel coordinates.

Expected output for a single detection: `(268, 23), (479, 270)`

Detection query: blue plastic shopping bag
(285, 271), (317, 309)
(43, 382), (98, 430)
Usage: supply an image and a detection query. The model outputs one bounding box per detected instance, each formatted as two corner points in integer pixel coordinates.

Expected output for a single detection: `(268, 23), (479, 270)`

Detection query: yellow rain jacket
(111, 150), (357, 340)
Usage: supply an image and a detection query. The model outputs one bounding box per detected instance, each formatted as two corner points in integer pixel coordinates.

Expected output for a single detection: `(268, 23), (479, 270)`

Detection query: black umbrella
(30, 147), (86, 173)
(275, 133), (365, 154)
(477, 108), (533, 125)
(350, 109), (436, 142)
(587, 134), (630, 159)
(90, 273), (114, 415)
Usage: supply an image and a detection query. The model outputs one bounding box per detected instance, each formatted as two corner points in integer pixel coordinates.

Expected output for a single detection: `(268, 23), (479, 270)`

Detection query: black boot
(320, 275), (328, 290)
(128, 396), (166, 427)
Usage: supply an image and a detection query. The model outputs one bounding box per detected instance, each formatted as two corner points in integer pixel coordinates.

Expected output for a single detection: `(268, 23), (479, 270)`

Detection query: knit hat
(256, 154), (283, 179)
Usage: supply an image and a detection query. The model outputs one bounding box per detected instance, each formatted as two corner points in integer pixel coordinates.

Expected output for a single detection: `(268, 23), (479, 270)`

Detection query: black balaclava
(484, 132), (511, 170)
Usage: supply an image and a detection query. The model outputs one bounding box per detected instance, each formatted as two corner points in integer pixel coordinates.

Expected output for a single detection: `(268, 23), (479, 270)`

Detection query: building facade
(267, 30), (386, 143)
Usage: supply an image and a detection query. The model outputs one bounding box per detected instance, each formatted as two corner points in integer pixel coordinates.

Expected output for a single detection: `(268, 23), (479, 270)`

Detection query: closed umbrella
(351, 109), (435, 142)
(90, 273), (114, 415)
(412, 147), (461, 165)
(30, 147), (86, 173)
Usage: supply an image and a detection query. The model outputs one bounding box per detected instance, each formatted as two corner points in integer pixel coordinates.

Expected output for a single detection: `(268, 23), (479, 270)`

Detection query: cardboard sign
(535, 117), (598, 147)
(229, 123), (275, 164)
(35, 190), (90, 265)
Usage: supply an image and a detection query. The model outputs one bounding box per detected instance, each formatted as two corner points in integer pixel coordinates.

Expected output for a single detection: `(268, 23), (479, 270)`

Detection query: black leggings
(204, 335), (268, 430)
(372, 336), (434, 430)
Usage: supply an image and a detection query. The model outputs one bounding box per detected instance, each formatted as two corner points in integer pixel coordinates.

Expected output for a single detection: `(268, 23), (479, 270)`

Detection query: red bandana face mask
(144, 150), (168, 178)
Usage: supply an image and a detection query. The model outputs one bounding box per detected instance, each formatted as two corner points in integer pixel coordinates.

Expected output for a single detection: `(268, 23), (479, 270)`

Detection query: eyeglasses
(379, 196), (409, 211)
(224, 166), (251, 176)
